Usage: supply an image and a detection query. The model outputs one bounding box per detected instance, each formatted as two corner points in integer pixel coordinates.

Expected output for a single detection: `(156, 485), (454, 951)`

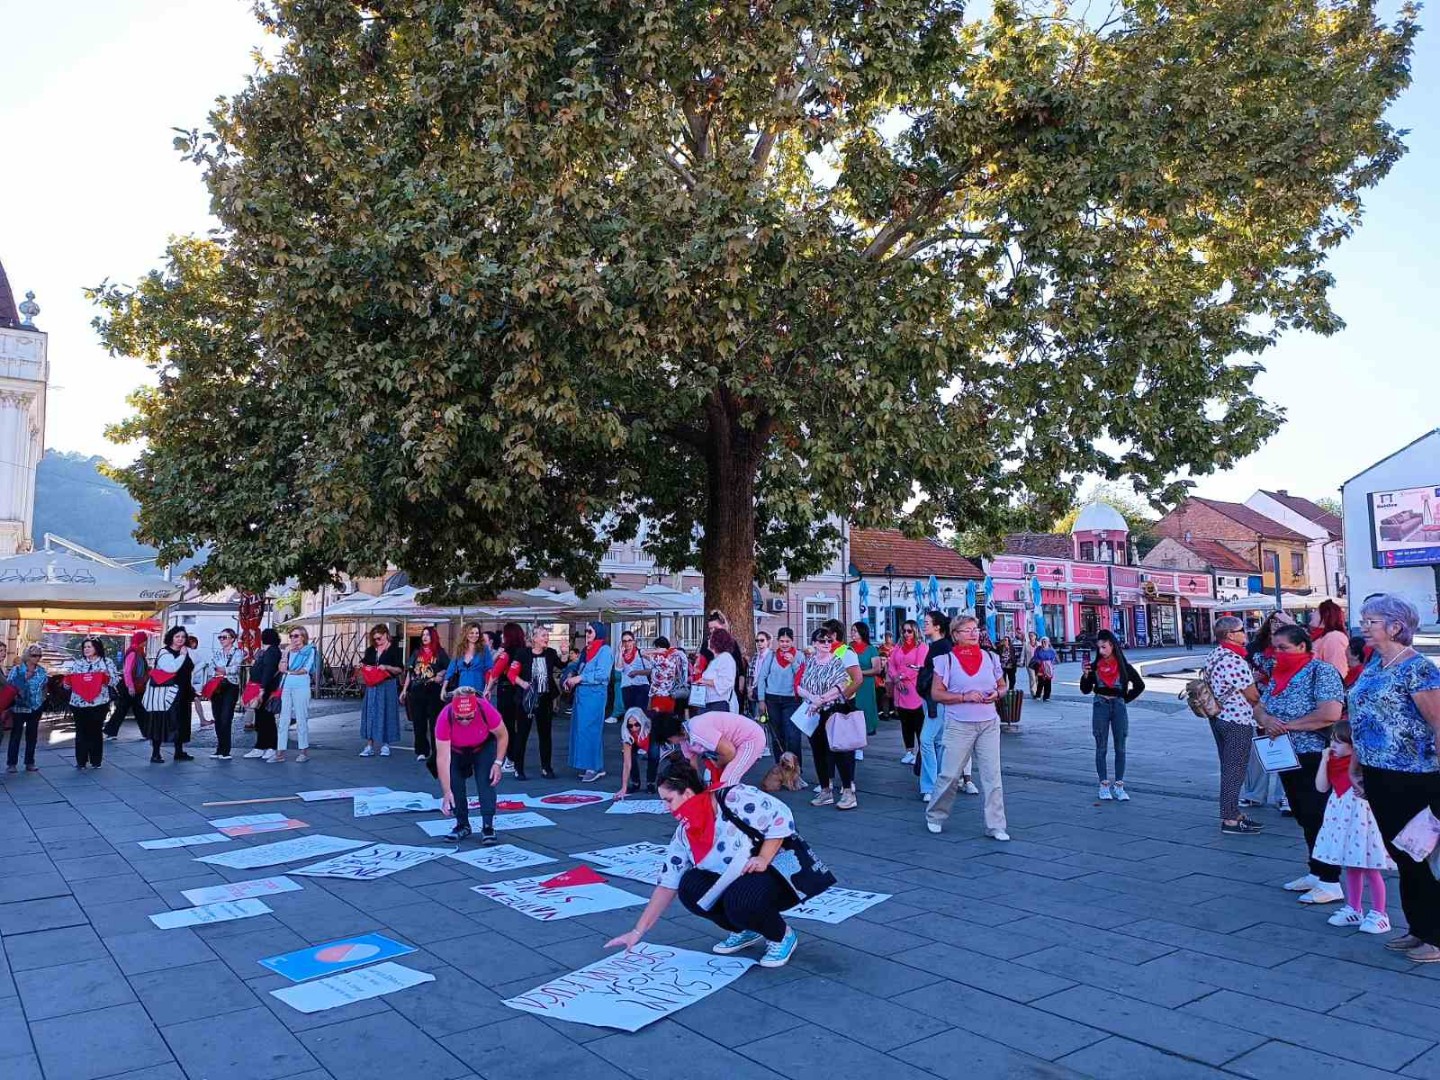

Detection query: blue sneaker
(712, 930), (764, 955)
(760, 928), (798, 968)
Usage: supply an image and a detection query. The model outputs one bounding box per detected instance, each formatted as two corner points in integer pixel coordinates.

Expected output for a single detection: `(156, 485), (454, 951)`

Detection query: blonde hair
(289, 627), (310, 644)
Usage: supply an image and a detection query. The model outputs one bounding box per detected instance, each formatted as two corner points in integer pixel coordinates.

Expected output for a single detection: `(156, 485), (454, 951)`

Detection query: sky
(1, 0), (1436, 509)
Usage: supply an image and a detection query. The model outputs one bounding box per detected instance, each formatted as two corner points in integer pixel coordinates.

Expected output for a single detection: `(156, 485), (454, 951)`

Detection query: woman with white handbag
(795, 620), (864, 810)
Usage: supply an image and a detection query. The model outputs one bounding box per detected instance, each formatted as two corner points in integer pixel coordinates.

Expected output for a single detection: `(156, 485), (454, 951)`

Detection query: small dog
(760, 752), (805, 793)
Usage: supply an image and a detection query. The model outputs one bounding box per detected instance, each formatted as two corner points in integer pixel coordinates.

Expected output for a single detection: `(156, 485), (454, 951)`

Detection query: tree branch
(751, 35), (822, 176)
(896, 228), (995, 260)
(655, 147), (697, 189)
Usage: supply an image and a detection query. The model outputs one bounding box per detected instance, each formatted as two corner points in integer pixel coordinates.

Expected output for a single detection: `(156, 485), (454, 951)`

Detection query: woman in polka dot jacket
(606, 758), (802, 968)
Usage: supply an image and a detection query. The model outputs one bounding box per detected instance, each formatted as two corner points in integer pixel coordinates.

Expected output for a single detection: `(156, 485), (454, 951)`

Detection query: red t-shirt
(1326, 751), (1353, 797)
(435, 697), (503, 749)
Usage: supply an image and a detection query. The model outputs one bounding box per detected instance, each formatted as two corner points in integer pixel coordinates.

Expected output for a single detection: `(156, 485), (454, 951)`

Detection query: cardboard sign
(149, 898), (272, 930)
(208, 813), (291, 829)
(219, 819), (308, 837)
(271, 962), (434, 1014)
(353, 791), (442, 817)
(290, 844), (449, 881)
(138, 833), (232, 850)
(528, 790), (613, 811)
(195, 835), (369, 869)
(492, 812), (556, 831)
(503, 944), (755, 1031)
(605, 800), (669, 815)
(181, 876), (302, 906)
(260, 933), (417, 983)
(788, 887), (890, 925)
(446, 845), (557, 873)
(471, 872), (646, 922)
(297, 786), (393, 802)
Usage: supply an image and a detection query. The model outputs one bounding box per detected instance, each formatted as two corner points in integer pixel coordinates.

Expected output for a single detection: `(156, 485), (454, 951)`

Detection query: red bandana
(776, 645), (796, 668)
(953, 645), (984, 677)
(417, 645), (435, 665)
(621, 644), (638, 665)
(850, 638), (867, 656)
(1310, 626), (1325, 642)
(1270, 652), (1310, 696)
(1097, 657), (1121, 687)
(1220, 641), (1249, 659)
(674, 792), (717, 862)
(585, 639), (604, 663)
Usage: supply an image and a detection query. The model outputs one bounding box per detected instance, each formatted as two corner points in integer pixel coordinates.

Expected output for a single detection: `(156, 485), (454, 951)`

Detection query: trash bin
(998, 688), (1024, 730)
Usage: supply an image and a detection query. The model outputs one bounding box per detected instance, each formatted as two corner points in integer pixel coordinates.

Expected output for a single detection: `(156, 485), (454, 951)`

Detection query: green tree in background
(92, 0), (1415, 635)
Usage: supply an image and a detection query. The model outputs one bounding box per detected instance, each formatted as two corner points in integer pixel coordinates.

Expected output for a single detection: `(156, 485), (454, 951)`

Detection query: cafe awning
(0, 550), (181, 621)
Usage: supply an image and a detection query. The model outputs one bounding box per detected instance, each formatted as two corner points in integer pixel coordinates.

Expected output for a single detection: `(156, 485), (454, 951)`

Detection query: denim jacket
(7, 664), (49, 713)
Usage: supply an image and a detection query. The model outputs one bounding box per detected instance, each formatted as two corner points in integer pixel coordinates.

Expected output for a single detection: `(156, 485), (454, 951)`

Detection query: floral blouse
(1204, 647), (1257, 726)
(1349, 652), (1440, 773)
(659, 785), (799, 891)
(1259, 659), (1344, 755)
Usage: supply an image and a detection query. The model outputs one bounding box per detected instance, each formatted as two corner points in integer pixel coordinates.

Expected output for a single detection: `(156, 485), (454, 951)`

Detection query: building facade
(846, 529), (984, 642)
(0, 260), (46, 558)
(1154, 497), (1311, 594)
(1246, 490), (1345, 598)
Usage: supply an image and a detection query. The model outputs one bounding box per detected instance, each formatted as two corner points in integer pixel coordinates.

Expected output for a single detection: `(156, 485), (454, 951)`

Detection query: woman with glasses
(359, 624), (403, 758)
(66, 637), (118, 769)
(755, 627), (803, 769)
(206, 629), (243, 760)
(925, 616), (1010, 840)
(275, 627), (317, 763)
(564, 622), (612, 782)
(616, 630), (652, 719)
(514, 625), (563, 779)
(5, 645), (48, 773)
(887, 621), (928, 765)
(1203, 616), (1265, 834)
(797, 623), (863, 810)
(616, 707), (657, 795)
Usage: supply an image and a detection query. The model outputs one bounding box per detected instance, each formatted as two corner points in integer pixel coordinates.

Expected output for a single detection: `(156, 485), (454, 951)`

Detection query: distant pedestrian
(401, 624), (448, 765)
(851, 622), (881, 738)
(997, 638), (1018, 692)
(1032, 638), (1058, 701)
(887, 620), (927, 766)
(358, 623), (403, 758)
(755, 628), (802, 768)
(104, 632), (149, 740)
(66, 637), (117, 769)
(1021, 632), (1039, 697)
(565, 622), (611, 782)
(1079, 629), (1145, 802)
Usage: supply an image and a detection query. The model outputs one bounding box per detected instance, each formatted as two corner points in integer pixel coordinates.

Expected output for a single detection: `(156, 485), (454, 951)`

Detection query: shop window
(1291, 552), (1304, 578)
(804, 601), (838, 643)
(1080, 542), (1095, 561)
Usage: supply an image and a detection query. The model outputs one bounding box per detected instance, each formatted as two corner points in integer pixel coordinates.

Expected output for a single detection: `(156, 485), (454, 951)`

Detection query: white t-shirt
(705, 652), (738, 710)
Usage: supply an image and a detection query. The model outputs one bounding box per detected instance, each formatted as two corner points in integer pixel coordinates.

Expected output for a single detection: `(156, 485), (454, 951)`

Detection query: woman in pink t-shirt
(886, 621), (928, 766)
(684, 711), (767, 787)
(435, 688), (509, 845)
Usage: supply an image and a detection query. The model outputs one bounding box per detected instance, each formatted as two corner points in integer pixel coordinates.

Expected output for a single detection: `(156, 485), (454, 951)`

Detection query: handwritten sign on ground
(353, 791), (442, 817)
(605, 800), (669, 815)
(570, 842), (670, 881)
(503, 944), (755, 1032)
(195, 835), (369, 869)
(788, 887), (890, 924)
(208, 812), (290, 829)
(149, 898), (272, 929)
(271, 962), (435, 1013)
(261, 933), (416, 982)
(291, 844), (449, 881)
(219, 819), (308, 838)
(446, 844), (557, 873)
(528, 790), (614, 811)
(297, 786), (392, 802)
(138, 833), (231, 850)
(181, 876), (302, 906)
(493, 812), (556, 831)
(471, 871), (646, 922)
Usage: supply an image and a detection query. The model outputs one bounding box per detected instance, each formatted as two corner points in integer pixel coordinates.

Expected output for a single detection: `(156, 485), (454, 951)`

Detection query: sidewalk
(1, 698), (1437, 1080)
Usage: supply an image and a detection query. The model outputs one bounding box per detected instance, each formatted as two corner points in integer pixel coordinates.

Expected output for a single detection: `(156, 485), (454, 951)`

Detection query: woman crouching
(606, 758), (801, 968)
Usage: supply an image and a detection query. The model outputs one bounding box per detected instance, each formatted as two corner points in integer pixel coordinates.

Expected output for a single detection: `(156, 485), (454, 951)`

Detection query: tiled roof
(1185, 498), (1310, 543)
(1001, 532), (1074, 560)
(1260, 491), (1342, 539)
(1181, 538), (1261, 574)
(850, 529), (984, 580)
(0, 258), (19, 329)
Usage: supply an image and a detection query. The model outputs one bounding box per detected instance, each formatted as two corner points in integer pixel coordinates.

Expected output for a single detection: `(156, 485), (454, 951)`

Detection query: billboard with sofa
(1369, 484), (1440, 568)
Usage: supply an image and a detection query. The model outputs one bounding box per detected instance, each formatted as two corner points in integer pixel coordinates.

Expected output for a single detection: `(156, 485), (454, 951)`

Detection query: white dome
(1072, 502), (1129, 535)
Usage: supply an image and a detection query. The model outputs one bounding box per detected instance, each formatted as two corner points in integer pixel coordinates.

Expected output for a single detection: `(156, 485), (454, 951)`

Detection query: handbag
(240, 683), (263, 708)
(199, 676), (226, 700)
(823, 704), (867, 751)
(715, 787), (837, 900)
(360, 665), (390, 688)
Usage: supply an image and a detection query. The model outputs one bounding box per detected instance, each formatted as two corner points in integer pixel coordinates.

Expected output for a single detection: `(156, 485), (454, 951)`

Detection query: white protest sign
(788, 887), (890, 924)
(471, 871), (646, 921)
(208, 813), (290, 829)
(291, 844), (450, 880)
(570, 842), (670, 865)
(446, 845), (556, 873)
(527, 790), (614, 811)
(195, 835), (369, 869)
(493, 812), (556, 831)
(148, 898), (272, 930)
(297, 786), (392, 802)
(605, 800), (669, 815)
(504, 944), (755, 1032)
(270, 962), (435, 1014)
(353, 791), (442, 817)
(138, 833), (232, 850)
(181, 876), (302, 906)
(415, 819), (459, 838)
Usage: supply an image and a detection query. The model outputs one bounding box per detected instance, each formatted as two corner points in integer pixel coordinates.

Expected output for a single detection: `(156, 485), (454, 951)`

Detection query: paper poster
(297, 786), (392, 802)
(271, 962), (435, 1014)
(472, 871), (646, 922)
(570, 842), (670, 866)
(260, 933), (417, 983)
(219, 819), (309, 837)
(353, 791), (442, 817)
(149, 898), (272, 929)
(291, 844), (449, 880)
(528, 790), (614, 811)
(181, 876), (302, 906)
(416, 819), (461, 838)
(1253, 735), (1301, 773)
(446, 845), (557, 873)
(208, 813), (290, 829)
(496, 798), (536, 811)
(503, 944), (755, 1031)
(788, 888), (890, 924)
(493, 812), (556, 831)
(606, 800), (669, 815)
(196, 835), (369, 869)
(138, 833), (232, 850)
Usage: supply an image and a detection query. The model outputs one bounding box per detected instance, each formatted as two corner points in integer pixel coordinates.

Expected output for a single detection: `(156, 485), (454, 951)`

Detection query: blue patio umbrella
(927, 575), (940, 611)
(983, 575), (997, 641)
(1031, 576), (1047, 641)
(965, 580), (976, 613)
(911, 579), (924, 618)
(858, 579), (870, 617)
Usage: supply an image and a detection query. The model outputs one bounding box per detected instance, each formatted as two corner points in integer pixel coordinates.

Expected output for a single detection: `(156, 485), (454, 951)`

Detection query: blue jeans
(919, 709), (947, 795)
(1092, 696), (1129, 782)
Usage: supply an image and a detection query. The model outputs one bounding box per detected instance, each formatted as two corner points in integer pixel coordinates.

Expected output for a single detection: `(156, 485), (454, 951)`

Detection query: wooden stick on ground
(201, 795), (304, 808)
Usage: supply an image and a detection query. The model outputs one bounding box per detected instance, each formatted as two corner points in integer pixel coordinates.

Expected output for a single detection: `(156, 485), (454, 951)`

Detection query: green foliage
(1315, 495), (1343, 518)
(93, 0), (1415, 631)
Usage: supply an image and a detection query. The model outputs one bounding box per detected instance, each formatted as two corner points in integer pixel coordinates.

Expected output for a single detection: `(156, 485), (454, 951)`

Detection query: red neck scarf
(1344, 663), (1364, 689)
(417, 645), (435, 665)
(953, 645), (984, 676)
(585, 638), (604, 663)
(674, 792), (717, 862)
(1310, 626), (1325, 642)
(850, 638), (867, 656)
(1270, 652), (1310, 695)
(1219, 640), (1249, 659)
(775, 645), (796, 668)
(1097, 656), (1121, 687)
(621, 644), (638, 665)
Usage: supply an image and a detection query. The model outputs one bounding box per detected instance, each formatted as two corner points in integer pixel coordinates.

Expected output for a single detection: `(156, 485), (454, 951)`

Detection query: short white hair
(1361, 593), (1419, 647)
(1213, 616), (1244, 643)
(620, 708), (650, 745)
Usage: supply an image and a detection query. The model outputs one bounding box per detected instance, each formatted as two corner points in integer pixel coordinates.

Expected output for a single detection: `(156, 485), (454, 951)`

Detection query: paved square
(1, 664), (1436, 1079)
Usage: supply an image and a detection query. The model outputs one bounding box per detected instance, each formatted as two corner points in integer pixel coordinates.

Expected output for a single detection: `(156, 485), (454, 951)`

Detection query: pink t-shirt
(886, 642), (928, 710)
(434, 697), (503, 749)
(686, 711), (765, 754)
(933, 650), (1006, 723)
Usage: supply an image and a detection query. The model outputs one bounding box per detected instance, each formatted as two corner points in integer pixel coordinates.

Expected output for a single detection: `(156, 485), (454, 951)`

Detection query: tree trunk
(700, 419), (759, 662)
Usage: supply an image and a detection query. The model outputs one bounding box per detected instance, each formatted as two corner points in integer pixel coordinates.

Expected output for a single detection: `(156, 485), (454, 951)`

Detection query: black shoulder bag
(713, 787), (837, 900)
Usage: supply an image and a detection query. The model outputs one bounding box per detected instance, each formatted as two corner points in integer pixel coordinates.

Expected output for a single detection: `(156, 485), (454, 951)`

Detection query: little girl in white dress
(1312, 721), (1395, 934)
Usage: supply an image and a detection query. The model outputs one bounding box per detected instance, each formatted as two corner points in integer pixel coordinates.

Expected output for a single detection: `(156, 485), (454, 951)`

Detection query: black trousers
(512, 695), (558, 775)
(104, 690), (145, 737)
(1209, 718), (1252, 821)
(73, 704), (108, 767)
(253, 701), (278, 751)
(896, 706), (924, 752)
(210, 682), (239, 757)
(808, 716), (855, 789)
(410, 686), (441, 757)
(6, 711), (40, 768)
(1278, 750), (1339, 882)
(677, 866), (799, 942)
(621, 685), (649, 715)
(1036, 676), (1053, 701)
(1364, 765), (1440, 946)
(150, 704), (187, 758)
(766, 696), (802, 766)
(451, 739), (499, 831)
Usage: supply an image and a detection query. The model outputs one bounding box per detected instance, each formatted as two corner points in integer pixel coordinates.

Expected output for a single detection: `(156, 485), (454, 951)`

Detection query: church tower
(0, 257), (48, 556)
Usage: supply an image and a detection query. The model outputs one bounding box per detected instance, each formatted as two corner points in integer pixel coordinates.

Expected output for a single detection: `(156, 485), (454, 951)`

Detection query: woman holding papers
(435, 687), (508, 845)
(144, 627), (194, 764)
(606, 758), (801, 968)
(1256, 624), (1345, 904)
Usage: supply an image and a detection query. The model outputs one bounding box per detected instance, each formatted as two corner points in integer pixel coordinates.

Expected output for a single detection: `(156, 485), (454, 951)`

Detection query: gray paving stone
(105, 1066), (188, 1080)
(887, 911), (1052, 960)
(104, 927), (216, 976)
(0, 994), (35, 1060)
(750, 974), (950, 1052)
(0, 896), (88, 935)
(789, 941), (942, 998)
(3, 925), (106, 971)
(1125, 918), (1303, 967)
(301, 1013), (469, 1080)
(892, 941), (1076, 1002)
(379, 955), (515, 1038)
(440, 1015), (631, 1080)
(893, 1026), (1084, 1078)
(591, 1020), (789, 1080)
(202, 925), (310, 979)
(1235, 921), (1418, 972)
(1002, 914), (1178, 965)
(68, 875), (162, 906)
(891, 979), (1107, 1060)
(30, 1002), (173, 1080)
(1225, 1040), (1404, 1080)
(0, 873), (71, 904)
(1339, 992), (1440, 1039)
(1015, 945), (1214, 1008)
(1057, 1035), (1235, 1078)
(669, 985), (806, 1045)
(54, 854), (135, 883)
(0, 854), (57, 877)
(16, 956), (136, 1020)
(162, 1005), (319, 1080)
(372, 901), (491, 945)
(427, 930), (567, 989)
(1, 1052), (42, 1080)
(1140, 950), (1357, 1011)
(1033, 985), (1267, 1066)
(1404, 1045), (1440, 1079)
(130, 960), (261, 1026)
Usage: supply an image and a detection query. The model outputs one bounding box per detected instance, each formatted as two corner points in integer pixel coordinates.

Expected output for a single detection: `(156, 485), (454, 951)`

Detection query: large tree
(94, 0), (1415, 634)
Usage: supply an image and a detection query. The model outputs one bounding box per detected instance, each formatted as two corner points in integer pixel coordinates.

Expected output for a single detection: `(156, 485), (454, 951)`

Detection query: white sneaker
(1327, 904), (1362, 927)
(416, 754), (426, 762)
(502, 760), (515, 773)
(922, 792), (932, 803)
(988, 830), (1011, 842)
(901, 751), (917, 766)
(963, 780), (979, 795)
(1299, 882), (1345, 905)
(605, 716), (618, 724)
(380, 745), (391, 757)
(1112, 784), (1130, 802)
(1284, 873), (1320, 892)
(243, 749), (264, 759)
(209, 751), (224, 759)
(813, 784), (824, 795)
(1098, 783), (1113, 800)
(262, 750), (276, 762)
(359, 745), (374, 757)
(926, 821), (941, 834)
(1358, 910), (1392, 935)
